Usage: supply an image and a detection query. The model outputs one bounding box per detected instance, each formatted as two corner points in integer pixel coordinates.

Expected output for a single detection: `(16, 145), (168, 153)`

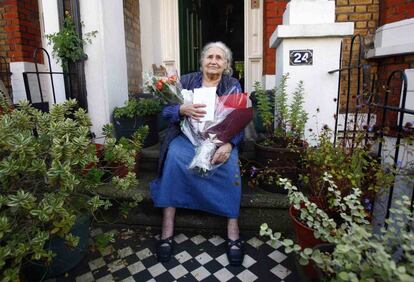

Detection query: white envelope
(193, 87), (216, 121)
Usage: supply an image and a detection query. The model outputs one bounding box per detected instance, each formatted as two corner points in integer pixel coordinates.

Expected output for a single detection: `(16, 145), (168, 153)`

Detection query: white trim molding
(367, 18), (414, 59)
(160, 0), (180, 74)
(245, 0), (263, 93)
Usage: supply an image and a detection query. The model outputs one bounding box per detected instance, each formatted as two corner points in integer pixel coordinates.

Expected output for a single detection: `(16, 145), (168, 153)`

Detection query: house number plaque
(289, 49), (313, 65)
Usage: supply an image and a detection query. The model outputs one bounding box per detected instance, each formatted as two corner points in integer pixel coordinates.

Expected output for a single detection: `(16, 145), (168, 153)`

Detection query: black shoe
(226, 238), (244, 266)
(156, 236), (174, 262)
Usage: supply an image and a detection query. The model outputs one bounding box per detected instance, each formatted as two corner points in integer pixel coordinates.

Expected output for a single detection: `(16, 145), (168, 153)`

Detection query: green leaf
(338, 272), (349, 281)
(303, 248), (312, 256)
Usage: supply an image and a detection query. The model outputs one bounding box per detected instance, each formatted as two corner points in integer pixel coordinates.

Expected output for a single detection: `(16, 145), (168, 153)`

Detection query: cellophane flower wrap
(182, 91), (253, 175)
(144, 72), (183, 104)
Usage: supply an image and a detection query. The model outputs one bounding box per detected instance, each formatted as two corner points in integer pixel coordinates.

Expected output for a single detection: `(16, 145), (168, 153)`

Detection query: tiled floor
(50, 226), (300, 282)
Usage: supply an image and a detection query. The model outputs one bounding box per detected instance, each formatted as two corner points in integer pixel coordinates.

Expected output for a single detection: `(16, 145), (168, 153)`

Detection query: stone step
(97, 170), (293, 237)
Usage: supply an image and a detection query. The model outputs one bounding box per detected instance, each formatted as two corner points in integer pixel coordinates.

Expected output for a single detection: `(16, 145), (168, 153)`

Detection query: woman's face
(201, 47), (227, 77)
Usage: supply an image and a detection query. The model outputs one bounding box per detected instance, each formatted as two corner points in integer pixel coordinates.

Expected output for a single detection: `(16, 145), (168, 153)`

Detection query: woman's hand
(180, 103), (206, 120)
(211, 143), (233, 165)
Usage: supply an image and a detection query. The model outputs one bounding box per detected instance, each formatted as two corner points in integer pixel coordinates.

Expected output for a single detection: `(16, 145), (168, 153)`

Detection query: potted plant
(113, 97), (162, 147)
(0, 99), (138, 280)
(97, 123), (149, 178)
(250, 74), (308, 192)
(45, 12), (97, 70)
(261, 176), (414, 281)
(259, 124), (394, 278)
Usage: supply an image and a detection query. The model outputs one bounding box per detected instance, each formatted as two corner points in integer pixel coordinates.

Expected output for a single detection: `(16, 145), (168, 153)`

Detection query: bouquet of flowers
(182, 92), (253, 175)
(145, 69), (252, 175)
(144, 71), (183, 104)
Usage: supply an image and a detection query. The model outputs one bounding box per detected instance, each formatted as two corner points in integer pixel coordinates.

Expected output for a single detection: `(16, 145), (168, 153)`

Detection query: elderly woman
(150, 42), (245, 266)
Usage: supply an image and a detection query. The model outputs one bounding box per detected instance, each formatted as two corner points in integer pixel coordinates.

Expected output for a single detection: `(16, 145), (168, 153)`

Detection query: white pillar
(139, 0), (162, 74)
(270, 0), (354, 142)
(245, 0), (263, 93)
(80, 0), (129, 138)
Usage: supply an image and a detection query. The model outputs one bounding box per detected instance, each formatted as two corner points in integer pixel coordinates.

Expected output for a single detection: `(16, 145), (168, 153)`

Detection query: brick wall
(335, 0), (380, 112)
(0, 0), (42, 63)
(0, 5), (9, 60)
(0, 4), (11, 90)
(372, 0), (414, 128)
(263, 0), (287, 75)
(379, 0), (414, 25)
(123, 0), (143, 95)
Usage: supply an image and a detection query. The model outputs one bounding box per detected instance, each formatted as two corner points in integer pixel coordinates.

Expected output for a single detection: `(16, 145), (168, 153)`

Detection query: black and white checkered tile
(52, 227), (299, 282)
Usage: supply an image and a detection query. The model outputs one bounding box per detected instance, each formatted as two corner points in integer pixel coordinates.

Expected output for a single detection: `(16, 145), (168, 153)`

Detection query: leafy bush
(261, 176), (414, 282)
(0, 100), (137, 280)
(113, 98), (162, 119)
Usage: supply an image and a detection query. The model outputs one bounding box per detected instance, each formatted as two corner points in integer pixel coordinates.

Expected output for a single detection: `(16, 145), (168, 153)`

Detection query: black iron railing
(330, 34), (413, 227)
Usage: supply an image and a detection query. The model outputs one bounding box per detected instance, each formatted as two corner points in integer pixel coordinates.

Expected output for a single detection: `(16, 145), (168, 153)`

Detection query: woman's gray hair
(199, 41), (233, 76)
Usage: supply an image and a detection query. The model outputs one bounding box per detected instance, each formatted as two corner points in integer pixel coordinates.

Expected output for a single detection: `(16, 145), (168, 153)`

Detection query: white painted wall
(245, 0), (263, 93)
(262, 75), (276, 90)
(367, 18), (414, 58)
(139, 0), (162, 74)
(276, 38), (343, 138)
(400, 69), (414, 128)
(140, 0), (179, 76)
(11, 0), (63, 105)
(10, 62), (48, 103)
(38, 0), (66, 104)
(283, 0), (335, 25)
(270, 0), (354, 142)
(80, 0), (129, 138)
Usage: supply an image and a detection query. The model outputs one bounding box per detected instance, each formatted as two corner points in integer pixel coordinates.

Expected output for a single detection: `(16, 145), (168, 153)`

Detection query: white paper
(193, 87), (216, 121)
(182, 89), (193, 104)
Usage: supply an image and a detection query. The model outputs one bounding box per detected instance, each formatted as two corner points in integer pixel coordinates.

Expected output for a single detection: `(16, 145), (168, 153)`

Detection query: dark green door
(179, 0), (202, 75)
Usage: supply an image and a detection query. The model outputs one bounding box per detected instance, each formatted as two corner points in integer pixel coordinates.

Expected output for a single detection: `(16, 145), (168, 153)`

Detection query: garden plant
(0, 99), (140, 280)
(261, 175), (414, 281)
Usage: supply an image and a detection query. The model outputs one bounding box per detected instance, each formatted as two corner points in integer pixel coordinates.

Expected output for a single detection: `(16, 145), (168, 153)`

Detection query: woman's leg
(161, 207), (176, 239)
(226, 218), (244, 265)
(227, 218), (240, 242)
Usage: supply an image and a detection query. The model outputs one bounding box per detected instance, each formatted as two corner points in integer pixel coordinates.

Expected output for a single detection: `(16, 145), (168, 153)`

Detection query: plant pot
(313, 243), (335, 282)
(134, 153), (141, 178)
(22, 213), (91, 281)
(113, 115), (159, 147)
(254, 141), (303, 191)
(255, 141), (304, 168)
(289, 204), (325, 280)
(258, 167), (299, 194)
(31, 102), (50, 113)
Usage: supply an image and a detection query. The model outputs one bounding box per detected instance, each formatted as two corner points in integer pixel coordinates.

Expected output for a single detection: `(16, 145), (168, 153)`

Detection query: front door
(179, 0), (245, 90)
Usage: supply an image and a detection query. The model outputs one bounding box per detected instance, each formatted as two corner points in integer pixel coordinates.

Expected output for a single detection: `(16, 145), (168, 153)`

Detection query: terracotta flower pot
(289, 204), (325, 280)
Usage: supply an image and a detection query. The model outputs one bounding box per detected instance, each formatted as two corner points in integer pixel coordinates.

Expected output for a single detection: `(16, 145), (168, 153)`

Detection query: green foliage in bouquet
(144, 72), (183, 105)
(261, 176), (414, 282)
(0, 100), (138, 280)
(254, 73), (308, 146)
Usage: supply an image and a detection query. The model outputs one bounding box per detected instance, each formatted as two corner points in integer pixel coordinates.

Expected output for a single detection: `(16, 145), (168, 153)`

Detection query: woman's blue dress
(150, 72), (243, 218)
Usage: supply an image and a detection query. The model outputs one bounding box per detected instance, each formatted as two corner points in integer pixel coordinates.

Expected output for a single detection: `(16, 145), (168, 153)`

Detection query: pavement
(46, 225), (302, 282)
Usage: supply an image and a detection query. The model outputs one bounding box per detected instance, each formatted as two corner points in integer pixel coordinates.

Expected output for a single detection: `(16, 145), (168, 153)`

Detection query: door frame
(159, 0), (263, 92)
